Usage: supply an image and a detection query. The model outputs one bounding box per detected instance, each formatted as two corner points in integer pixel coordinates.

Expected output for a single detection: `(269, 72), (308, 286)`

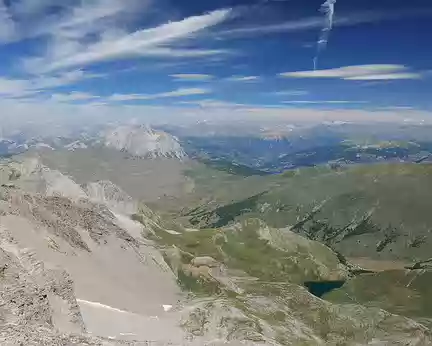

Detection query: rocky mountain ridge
(0, 157), (186, 344)
(1, 125), (187, 161)
(100, 124), (187, 159)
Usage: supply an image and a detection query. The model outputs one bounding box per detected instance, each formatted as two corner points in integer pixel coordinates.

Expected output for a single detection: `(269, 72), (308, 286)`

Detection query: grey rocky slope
(0, 229), (113, 345)
(84, 180), (138, 215)
(102, 125), (186, 159)
(0, 158), (186, 344)
(0, 157), (431, 345)
(1, 156), (88, 201)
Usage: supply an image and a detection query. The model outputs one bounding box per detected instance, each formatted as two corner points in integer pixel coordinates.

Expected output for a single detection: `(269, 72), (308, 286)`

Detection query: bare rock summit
(102, 125), (186, 159)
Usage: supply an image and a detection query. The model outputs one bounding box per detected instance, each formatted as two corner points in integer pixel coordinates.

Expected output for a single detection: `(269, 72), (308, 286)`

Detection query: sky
(0, 0), (431, 127)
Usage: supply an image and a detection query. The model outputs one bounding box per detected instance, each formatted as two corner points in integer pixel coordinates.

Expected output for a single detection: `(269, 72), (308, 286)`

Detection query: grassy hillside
(324, 269), (432, 328)
(160, 162), (432, 329)
(131, 209), (432, 343)
(30, 148), (432, 263)
(178, 163), (432, 263)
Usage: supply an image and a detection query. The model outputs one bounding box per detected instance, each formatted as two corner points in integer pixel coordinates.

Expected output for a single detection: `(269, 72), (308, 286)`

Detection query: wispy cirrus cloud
(23, 6), (232, 73)
(49, 92), (100, 102)
(313, 0), (337, 70)
(170, 74), (214, 81)
(0, 70), (103, 98)
(107, 88), (210, 102)
(219, 8), (432, 38)
(282, 100), (368, 104)
(219, 16), (324, 37)
(33, 70), (104, 89)
(143, 48), (228, 58)
(280, 64), (422, 80)
(0, 0), (428, 122)
(272, 90), (309, 96)
(178, 99), (248, 108)
(0, 1), (230, 104)
(12, 87), (211, 104)
(344, 73), (421, 80)
(10, 0), (60, 16)
(218, 11), (402, 38)
(227, 75), (260, 82)
(5, 0), (145, 45)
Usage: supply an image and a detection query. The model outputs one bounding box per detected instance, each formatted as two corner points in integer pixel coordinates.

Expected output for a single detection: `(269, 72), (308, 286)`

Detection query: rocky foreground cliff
(0, 157), (430, 345)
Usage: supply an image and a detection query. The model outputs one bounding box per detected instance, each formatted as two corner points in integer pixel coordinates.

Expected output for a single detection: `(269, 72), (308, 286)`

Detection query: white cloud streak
(50, 92), (100, 102)
(219, 8), (432, 40)
(108, 88), (210, 101)
(0, 70), (102, 97)
(218, 11), (405, 38)
(33, 70), (104, 89)
(344, 73), (422, 80)
(13, 0), (146, 42)
(10, 0), (58, 16)
(24, 8), (232, 73)
(273, 90), (310, 96)
(170, 74), (214, 81)
(282, 100), (367, 104)
(178, 99), (248, 108)
(142, 48), (228, 57)
(314, 0), (336, 70)
(227, 76), (260, 82)
(280, 64), (422, 80)
(223, 17), (323, 36)
(0, 1), (231, 108)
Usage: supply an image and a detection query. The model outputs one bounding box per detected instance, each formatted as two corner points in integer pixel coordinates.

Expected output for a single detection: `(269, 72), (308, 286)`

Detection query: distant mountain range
(0, 138), (28, 157)
(164, 124), (432, 174)
(0, 125), (187, 160)
(3, 123), (432, 173)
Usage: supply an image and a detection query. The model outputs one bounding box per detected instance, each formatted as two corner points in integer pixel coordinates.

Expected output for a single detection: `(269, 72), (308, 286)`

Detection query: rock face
(64, 140), (88, 151)
(2, 157), (87, 201)
(102, 125), (186, 159)
(84, 180), (138, 215)
(0, 228), (117, 345)
(0, 158), (186, 344)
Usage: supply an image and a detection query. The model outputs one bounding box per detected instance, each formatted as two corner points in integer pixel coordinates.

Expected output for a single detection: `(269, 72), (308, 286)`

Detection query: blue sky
(0, 0), (431, 125)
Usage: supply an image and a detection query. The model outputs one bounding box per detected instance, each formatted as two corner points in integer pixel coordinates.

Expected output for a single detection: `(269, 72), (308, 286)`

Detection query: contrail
(314, 0), (337, 70)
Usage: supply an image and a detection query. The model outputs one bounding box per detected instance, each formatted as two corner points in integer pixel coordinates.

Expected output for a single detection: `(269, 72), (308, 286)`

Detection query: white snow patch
(164, 229), (182, 235)
(119, 333), (137, 336)
(77, 299), (130, 314)
(163, 304), (173, 312)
